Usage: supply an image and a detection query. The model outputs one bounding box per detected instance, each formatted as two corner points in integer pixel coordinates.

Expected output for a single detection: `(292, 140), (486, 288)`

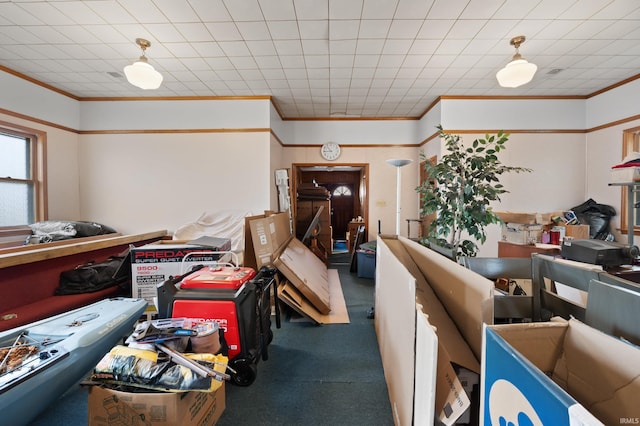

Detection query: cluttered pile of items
(85, 254), (279, 426)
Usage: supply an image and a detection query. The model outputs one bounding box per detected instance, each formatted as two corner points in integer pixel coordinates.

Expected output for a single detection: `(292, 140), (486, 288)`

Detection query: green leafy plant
(416, 126), (531, 259)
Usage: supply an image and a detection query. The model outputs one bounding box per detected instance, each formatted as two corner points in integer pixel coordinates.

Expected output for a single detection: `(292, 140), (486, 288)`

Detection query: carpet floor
(28, 253), (393, 425)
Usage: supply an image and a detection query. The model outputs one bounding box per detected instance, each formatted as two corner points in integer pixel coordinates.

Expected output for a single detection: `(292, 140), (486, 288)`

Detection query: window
(620, 126), (640, 235)
(0, 122), (46, 226)
(332, 185), (352, 196)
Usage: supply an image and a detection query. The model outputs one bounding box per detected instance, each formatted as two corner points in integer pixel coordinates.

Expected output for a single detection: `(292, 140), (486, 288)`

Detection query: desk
(498, 241), (560, 258)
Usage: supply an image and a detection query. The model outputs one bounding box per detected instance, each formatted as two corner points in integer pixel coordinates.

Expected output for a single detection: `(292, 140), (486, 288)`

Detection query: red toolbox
(157, 257), (279, 387)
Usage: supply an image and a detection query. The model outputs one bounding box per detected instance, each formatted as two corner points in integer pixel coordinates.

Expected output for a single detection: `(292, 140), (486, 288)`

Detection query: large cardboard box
(481, 319), (640, 425)
(376, 235), (494, 425)
(88, 383), (225, 426)
(249, 212), (334, 318)
(130, 238), (231, 309)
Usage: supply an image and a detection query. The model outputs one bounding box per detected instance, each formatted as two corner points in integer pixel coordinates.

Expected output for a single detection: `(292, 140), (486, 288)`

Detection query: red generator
(156, 259), (279, 386)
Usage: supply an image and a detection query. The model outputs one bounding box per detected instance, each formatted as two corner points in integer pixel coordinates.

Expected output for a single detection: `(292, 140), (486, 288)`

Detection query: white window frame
(0, 120), (47, 227)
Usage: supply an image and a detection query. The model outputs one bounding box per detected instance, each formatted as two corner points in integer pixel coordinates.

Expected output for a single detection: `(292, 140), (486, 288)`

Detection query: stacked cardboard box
(496, 211), (590, 245)
(130, 237), (231, 311)
(88, 382), (225, 426)
(247, 212), (349, 324)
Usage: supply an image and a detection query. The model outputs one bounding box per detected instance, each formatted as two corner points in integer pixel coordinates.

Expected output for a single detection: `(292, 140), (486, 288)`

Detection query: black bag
(570, 199), (616, 240)
(56, 255), (129, 295)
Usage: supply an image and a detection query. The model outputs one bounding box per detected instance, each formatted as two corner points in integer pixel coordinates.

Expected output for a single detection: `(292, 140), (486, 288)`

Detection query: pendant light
(496, 35), (537, 88)
(124, 38), (163, 90)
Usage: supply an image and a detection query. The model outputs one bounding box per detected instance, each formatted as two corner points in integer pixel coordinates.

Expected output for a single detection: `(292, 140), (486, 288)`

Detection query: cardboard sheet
(277, 269), (349, 324)
(274, 237), (331, 314)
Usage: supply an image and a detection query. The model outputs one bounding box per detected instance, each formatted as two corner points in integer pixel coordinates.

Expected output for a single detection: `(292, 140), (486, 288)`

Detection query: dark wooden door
(326, 184), (354, 240)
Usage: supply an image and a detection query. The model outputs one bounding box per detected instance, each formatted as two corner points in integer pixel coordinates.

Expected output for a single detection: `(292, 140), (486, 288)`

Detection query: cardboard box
(495, 211), (560, 225)
(130, 238), (231, 309)
(376, 235), (494, 425)
(501, 223), (543, 245)
(481, 318), (639, 425)
(88, 383), (225, 426)
(564, 224), (590, 239)
(249, 212), (333, 317)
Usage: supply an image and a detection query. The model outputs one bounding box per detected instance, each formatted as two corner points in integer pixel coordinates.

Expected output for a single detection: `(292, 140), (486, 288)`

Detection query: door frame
(291, 163), (369, 242)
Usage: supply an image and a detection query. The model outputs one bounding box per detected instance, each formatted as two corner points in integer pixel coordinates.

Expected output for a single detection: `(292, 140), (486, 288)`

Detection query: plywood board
(277, 269), (349, 324)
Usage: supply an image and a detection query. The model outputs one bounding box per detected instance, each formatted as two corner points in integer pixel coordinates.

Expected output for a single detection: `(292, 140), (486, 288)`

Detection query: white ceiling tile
(85, 1), (137, 24)
(383, 39), (412, 55)
(267, 21), (300, 40)
(258, 0), (296, 20)
(82, 25), (131, 44)
(308, 68), (329, 78)
(435, 39), (470, 54)
(0, 3), (46, 25)
(298, 20), (329, 39)
(279, 54), (305, 67)
(236, 21), (271, 40)
(53, 25), (103, 44)
(560, 0), (612, 19)
(408, 39), (440, 55)
(216, 69), (243, 80)
(460, 0), (505, 19)
(204, 56), (235, 69)
(223, 0), (263, 21)
(294, 0), (329, 20)
(354, 54), (380, 67)
(284, 68), (306, 78)
(205, 22), (243, 41)
(402, 55), (430, 68)
(330, 54), (354, 67)
(356, 39), (385, 54)
(416, 20), (455, 39)
(378, 54), (405, 68)
(24, 26), (73, 44)
(394, 0), (433, 19)
(17, 2), (76, 25)
(359, 20), (391, 39)
(119, 0), (168, 23)
(174, 23), (215, 42)
(164, 42), (200, 57)
(244, 40), (276, 57)
(192, 42), (225, 57)
(144, 23), (188, 43)
(330, 39), (357, 54)
(274, 39), (303, 55)
(362, 0), (398, 19)
(448, 20), (488, 39)
(492, 0), (540, 20)
(329, 0), (363, 20)
(229, 56), (258, 69)
(427, 0), (469, 19)
(305, 54), (329, 67)
(302, 39), (329, 55)
(152, 0), (200, 22)
(180, 57), (211, 71)
(188, 0), (232, 21)
(254, 56), (283, 69)
(388, 20), (423, 39)
(218, 41), (251, 56)
(329, 20), (359, 40)
(526, 0), (576, 19)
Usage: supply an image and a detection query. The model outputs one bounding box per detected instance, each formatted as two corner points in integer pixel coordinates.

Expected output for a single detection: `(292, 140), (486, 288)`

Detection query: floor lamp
(386, 159), (412, 236)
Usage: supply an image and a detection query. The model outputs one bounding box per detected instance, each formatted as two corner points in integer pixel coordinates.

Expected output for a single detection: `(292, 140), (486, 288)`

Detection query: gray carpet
(29, 254), (393, 425)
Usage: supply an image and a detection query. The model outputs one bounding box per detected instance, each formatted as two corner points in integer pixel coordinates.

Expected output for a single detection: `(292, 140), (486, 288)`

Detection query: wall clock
(321, 142), (341, 161)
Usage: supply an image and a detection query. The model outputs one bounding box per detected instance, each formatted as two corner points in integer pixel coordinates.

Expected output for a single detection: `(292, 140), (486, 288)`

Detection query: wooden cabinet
(296, 199), (332, 255)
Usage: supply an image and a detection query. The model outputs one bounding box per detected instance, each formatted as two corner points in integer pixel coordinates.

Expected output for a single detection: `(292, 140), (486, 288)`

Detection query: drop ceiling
(1, 0), (639, 119)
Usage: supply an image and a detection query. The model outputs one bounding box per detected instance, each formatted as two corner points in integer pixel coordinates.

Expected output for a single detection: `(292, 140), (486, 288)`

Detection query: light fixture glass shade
(496, 58), (537, 88)
(124, 60), (163, 90)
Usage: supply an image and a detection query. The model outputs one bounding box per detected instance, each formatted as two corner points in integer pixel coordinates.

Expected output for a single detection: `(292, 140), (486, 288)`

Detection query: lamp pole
(386, 159), (412, 236)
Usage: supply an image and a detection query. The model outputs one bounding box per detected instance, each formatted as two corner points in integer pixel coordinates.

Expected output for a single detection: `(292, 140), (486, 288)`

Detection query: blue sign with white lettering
(482, 327), (577, 425)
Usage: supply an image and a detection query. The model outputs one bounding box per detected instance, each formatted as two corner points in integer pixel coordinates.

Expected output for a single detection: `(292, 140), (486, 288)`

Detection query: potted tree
(416, 126), (531, 259)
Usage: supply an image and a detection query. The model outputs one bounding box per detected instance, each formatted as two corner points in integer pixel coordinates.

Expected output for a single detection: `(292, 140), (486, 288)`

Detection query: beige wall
(77, 131), (271, 235)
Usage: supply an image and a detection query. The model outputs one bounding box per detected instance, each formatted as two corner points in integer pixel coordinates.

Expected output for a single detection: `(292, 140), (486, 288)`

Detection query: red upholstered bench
(0, 230), (167, 332)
